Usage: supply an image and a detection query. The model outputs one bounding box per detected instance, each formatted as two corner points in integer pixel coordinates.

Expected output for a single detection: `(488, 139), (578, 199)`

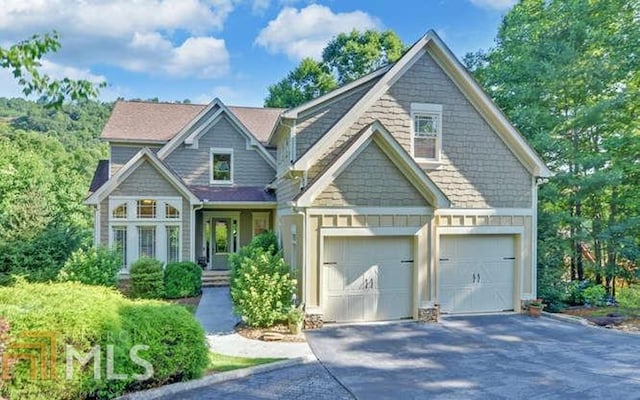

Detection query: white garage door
(323, 236), (413, 322)
(439, 235), (515, 313)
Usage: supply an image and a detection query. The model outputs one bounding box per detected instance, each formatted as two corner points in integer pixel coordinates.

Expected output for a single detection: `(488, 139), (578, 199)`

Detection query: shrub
(164, 262), (202, 299)
(249, 231), (279, 254)
(129, 258), (164, 299)
(616, 286), (640, 308)
(565, 280), (590, 306)
(0, 281), (209, 400)
(582, 284), (607, 307)
(58, 246), (122, 287)
(537, 265), (567, 312)
(230, 246), (296, 327)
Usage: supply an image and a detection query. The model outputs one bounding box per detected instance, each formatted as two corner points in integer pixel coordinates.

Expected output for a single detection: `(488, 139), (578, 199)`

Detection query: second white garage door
(323, 236), (413, 322)
(439, 235), (516, 314)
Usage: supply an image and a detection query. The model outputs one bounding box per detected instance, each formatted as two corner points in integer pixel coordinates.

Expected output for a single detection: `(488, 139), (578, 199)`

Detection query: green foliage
(616, 286), (640, 309)
(264, 58), (337, 108)
(0, 32), (104, 107)
(0, 281), (208, 399)
(323, 29), (405, 85)
(265, 29), (405, 108)
(583, 285), (607, 307)
(58, 246), (122, 287)
(229, 242), (296, 328)
(286, 305), (304, 324)
(537, 265), (567, 312)
(249, 231), (279, 255)
(466, 0), (640, 294)
(129, 258), (164, 299)
(164, 262), (202, 299)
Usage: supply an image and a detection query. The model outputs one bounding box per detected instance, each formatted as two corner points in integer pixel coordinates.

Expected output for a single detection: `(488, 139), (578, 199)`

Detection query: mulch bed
(169, 295), (202, 308)
(235, 322), (306, 343)
(563, 306), (640, 333)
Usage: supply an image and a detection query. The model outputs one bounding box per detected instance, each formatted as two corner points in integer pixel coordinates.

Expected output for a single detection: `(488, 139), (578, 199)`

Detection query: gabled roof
(291, 30), (552, 178)
(155, 98), (276, 169)
(88, 159), (109, 193)
(189, 185), (276, 203)
(84, 147), (200, 205)
(294, 121), (450, 208)
(101, 100), (283, 145)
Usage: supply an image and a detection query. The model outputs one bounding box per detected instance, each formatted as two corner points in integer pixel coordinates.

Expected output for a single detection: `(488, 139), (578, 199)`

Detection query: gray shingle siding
(313, 141), (427, 207)
(165, 115), (275, 187)
(110, 145), (162, 176)
(307, 52), (532, 208)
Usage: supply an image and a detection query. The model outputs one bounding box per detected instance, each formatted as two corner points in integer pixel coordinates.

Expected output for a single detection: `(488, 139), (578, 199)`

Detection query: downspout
(192, 203), (204, 262)
(94, 204), (101, 247)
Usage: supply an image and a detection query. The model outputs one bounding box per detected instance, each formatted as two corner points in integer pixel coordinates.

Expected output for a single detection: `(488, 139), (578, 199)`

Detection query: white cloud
(469, 0), (517, 10)
(255, 4), (381, 60)
(39, 60), (106, 83)
(0, 0), (233, 78)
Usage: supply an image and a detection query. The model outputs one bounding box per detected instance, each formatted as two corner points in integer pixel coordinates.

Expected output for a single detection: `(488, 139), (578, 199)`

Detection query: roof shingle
(101, 101), (283, 145)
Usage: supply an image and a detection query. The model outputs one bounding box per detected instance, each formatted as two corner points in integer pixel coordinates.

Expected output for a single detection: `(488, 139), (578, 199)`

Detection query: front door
(211, 217), (237, 270)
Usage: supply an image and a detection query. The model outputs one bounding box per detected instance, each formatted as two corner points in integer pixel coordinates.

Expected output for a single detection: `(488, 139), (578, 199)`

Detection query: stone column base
(304, 313), (324, 330)
(418, 305), (440, 323)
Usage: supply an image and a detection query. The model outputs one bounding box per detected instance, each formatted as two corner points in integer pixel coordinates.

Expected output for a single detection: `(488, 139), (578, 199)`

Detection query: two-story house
(86, 31), (551, 324)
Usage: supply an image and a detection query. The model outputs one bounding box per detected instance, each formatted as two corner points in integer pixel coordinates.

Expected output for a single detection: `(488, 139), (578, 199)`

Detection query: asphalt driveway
(306, 315), (640, 399)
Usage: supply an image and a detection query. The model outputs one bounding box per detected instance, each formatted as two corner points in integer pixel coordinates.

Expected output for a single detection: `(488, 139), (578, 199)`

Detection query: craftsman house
(86, 31), (551, 323)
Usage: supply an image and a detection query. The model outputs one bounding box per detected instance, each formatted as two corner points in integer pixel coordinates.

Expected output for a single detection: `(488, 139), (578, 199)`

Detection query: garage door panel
(439, 235), (515, 314)
(324, 236), (412, 322)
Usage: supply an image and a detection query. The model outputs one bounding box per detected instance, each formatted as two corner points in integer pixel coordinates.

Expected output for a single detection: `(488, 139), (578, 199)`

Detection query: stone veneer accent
(304, 313), (324, 330)
(418, 305), (440, 323)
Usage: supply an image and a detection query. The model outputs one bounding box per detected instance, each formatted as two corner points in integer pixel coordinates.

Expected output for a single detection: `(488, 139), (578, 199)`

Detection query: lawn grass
(207, 352), (284, 373)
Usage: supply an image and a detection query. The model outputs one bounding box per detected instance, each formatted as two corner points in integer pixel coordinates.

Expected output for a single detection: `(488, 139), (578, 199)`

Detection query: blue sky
(0, 0), (516, 107)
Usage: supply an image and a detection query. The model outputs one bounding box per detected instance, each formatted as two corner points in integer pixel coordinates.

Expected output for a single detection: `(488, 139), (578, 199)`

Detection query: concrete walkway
(196, 287), (315, 360)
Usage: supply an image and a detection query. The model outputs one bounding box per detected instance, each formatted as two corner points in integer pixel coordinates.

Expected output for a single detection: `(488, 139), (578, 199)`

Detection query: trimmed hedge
(129, 258), (164, 299)
(58, 246), (122, 287)
(0, 281), (209, 400)
(164, 262), (202, 299)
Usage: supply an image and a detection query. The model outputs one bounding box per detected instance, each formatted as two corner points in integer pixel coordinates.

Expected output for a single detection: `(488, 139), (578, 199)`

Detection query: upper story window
(137, 199), (156, 218)
(210, 148), (233, 184)
(112, 203), (127, 219)
(411, 103), (442, 162)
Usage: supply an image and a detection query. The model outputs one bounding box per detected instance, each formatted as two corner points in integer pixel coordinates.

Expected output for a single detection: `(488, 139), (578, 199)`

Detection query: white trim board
(435, 208), (534, 216)
(309, 207), (433, 216)
(321, 227), (422, 236)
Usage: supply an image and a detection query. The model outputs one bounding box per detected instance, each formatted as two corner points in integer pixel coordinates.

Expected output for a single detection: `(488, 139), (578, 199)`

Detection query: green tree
(0, 32), (105, 107)
(465, 0), (640, 299)
(265, 58), (337, 108)
(323, 29), (405, 85)
(265, 29), (405, 108)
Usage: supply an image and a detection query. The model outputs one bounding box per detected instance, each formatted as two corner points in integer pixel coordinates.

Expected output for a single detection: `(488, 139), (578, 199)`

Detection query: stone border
(542, 311), (591, 326)
(117, 356), (317, 400)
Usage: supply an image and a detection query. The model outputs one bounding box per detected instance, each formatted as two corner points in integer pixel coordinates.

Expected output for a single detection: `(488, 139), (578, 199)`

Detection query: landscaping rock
(261, 332), (285, 341)
(589, 316), (626, 326)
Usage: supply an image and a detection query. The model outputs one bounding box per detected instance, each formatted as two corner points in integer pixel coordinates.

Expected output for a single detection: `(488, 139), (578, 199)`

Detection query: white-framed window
(166, 225), (180, 263)
(112, 226), (127, 269)
(112, 203), (127, 219)
(252, 212), (270, 237)
(210, 148), (233, 184)
(138, 226), (156, 258)
(108, 197), (183, 269)
(137, 199), (157, 218)
(411, 103), (443, 161)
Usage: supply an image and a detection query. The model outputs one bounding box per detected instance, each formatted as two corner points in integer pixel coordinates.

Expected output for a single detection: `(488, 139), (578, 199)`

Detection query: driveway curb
(116, 356), (317, 400)
(542, 311), (591, 326)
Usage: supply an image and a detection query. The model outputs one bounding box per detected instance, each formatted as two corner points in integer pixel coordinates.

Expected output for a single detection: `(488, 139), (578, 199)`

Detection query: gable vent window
(210, 148), (233, 184)
(411, 103), (442, 162)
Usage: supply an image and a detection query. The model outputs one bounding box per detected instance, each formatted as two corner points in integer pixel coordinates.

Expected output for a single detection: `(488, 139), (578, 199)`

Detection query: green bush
(164, 262), (202, 299)
(58, 246), (122, 287)
(583, 284), (607, 307)
(0, 281), (209, 400)
(616, 286), (640, 308)
(230, 246), (296, 328)
(129, 258), (164, 299)
(537, 265), (567, 312)
(249, 231), (279, 254)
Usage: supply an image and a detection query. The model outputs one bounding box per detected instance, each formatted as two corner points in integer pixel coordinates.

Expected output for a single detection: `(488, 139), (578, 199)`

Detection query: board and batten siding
(110, 145), (162, 176)
(306, 51), (532, 209)
(165, 115), (275, 187)
(312, 140), (428, 207)
(100, 160), (191, 261)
